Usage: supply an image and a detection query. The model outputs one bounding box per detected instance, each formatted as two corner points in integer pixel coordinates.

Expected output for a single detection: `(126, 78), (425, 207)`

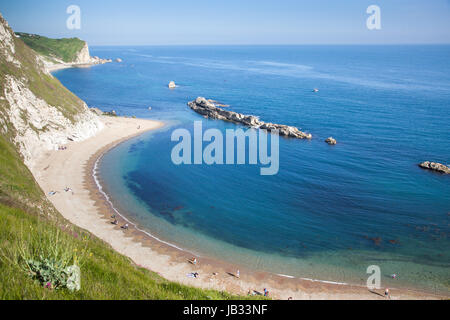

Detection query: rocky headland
(41, 43), (112, 72)
(0, 14), (104, 169)
(188, 97), (312, 139)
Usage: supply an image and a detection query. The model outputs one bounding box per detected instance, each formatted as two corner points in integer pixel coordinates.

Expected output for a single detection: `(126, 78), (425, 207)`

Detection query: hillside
(15, 33), (86, 63)
(0, 13), (256, 300)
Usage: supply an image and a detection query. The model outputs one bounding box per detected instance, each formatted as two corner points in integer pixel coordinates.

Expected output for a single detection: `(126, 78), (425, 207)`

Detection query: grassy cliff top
(15, 32), (86, 63)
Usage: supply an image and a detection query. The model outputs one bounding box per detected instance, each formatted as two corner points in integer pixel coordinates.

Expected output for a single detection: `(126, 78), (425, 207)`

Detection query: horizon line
(86, 42), (450, 47)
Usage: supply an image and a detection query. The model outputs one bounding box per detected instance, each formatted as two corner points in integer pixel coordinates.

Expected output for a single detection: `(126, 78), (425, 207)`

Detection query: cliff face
(0, 13), (104, 170)
(73, 43), (91, 64)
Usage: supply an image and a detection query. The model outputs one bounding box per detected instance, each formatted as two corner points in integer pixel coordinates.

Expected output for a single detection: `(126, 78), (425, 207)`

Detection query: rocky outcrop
(188, 97), (312, 139)
(73, 43), (91, 64)
(419, 162), (450, 174)
(3, 76), (104, 170)
(325, 137), (337, 145)
(168, 81), (176, 89)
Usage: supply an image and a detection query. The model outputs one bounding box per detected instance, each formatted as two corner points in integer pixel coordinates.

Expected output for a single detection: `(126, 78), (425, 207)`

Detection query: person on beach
(264, 288), (269, 297)
(121, 223), (129, 230)
(190, 258), (197, 265)
(187, 272), (199, 278)
(385, 288), (390, 299)
(112, 219), (118, 225)
(236, 270), (240, 278)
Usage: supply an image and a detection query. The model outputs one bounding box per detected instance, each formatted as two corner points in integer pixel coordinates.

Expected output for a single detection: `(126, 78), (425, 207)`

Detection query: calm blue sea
(54, 45), (450, 293)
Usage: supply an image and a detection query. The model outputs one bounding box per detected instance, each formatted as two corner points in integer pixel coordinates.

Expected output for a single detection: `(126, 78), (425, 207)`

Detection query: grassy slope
(15, 33), (86, 63)
(0, 133), (255, 300)
(0, 20), (262, 300)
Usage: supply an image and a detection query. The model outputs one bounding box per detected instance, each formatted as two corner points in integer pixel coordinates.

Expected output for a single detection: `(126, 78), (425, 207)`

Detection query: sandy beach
(31, 115), (446, 300)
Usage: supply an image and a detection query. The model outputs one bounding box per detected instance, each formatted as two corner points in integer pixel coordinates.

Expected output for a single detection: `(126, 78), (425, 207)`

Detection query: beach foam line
(93, 154), (191, 254)
(300, 277), (351, 286)
(276, 273), (296, 279)
(277, 273), (360, 287)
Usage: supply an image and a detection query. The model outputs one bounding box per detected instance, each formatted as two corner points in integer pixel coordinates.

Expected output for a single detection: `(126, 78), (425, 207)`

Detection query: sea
(53, 45), (450, 294)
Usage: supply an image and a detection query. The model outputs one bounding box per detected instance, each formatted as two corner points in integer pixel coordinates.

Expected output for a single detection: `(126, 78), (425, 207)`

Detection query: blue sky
(1, 0), (450, 45)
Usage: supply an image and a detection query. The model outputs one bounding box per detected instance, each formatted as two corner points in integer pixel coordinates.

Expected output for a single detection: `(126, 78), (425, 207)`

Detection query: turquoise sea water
(54, 45), (450, 293)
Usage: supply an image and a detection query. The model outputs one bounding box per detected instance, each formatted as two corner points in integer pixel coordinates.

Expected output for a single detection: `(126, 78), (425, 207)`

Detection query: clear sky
(1, 0), (450, 45)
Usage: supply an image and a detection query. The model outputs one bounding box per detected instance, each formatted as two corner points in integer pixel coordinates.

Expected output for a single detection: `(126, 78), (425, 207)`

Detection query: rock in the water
(419, 161), (450, 174)
(325, 137), (337, 145)
(168, 81), (176, 89)
(188, 97), (312, 139)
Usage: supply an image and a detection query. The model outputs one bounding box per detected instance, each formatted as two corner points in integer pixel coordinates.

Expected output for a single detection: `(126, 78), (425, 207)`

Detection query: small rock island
(419, 161), (450, 174)
(168, 81), (176, 89)
(325, 137), (337, 145)
(188, 97), (312, 139)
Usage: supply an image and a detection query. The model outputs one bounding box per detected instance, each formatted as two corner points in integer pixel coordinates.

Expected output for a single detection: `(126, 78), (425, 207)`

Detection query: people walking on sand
(121, 223), (129, 230)
(385, 288), (390, 299)
(236, 270), (240, 278)
(112, 219), (118, 225)
(264, 288), (269, 297)
(189, 257), (197, 265)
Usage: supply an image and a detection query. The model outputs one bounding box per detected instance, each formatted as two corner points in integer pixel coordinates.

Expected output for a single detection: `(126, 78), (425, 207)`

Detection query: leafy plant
(2, 223), (88, 291)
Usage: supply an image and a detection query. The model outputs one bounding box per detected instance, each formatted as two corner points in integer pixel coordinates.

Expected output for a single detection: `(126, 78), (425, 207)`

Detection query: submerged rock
(325, 137), (337, 145)
(188, 97), (312, 139)
(419, 161), (450, 174)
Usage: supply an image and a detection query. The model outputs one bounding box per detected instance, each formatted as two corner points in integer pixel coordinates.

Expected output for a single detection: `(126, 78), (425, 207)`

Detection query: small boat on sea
(313, 88), (319, 93)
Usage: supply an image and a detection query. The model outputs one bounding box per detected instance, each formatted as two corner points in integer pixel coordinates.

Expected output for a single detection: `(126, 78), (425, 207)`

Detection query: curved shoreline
(34, 115), (446, 300)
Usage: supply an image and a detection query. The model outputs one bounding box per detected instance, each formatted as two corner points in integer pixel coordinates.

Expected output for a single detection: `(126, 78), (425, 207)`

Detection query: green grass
(15, 33), (86, 63)
(0, 204), (261, 300)
(0, 132), (264, 300)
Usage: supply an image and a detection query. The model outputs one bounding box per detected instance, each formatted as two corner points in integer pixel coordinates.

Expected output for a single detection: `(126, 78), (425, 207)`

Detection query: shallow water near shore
(54, 45), (450, 294)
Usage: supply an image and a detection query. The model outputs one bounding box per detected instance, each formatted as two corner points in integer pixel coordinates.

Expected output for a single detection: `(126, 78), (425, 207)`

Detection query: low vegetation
(0, 132), (263, 300)
(15, 33), (85, 63)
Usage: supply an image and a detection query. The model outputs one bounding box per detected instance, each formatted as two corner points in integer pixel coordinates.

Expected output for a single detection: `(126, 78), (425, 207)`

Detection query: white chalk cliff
(0, 13), (104, 170)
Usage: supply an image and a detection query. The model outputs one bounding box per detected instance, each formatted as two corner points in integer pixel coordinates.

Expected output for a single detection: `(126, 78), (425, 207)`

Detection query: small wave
(276, 273), (295, 279)
(299, 277), (352, 286)
(253, 60), (313, 71)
